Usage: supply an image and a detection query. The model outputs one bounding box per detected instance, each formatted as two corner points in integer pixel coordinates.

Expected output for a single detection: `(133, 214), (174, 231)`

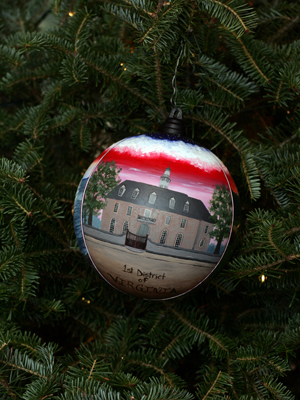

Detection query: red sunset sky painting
(96, 137), (237, 211)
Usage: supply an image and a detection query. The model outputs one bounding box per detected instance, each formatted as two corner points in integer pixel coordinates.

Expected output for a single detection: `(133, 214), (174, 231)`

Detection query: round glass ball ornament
(74, 114), (239, 300)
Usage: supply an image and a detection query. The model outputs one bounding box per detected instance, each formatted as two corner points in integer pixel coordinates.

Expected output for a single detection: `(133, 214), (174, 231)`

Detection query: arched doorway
(125, 225), (149, 250)
(138, 224), (149, 237)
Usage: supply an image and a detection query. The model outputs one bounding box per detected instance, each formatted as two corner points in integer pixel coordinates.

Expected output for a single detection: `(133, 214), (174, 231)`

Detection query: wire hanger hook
(170, 41), (184, 109)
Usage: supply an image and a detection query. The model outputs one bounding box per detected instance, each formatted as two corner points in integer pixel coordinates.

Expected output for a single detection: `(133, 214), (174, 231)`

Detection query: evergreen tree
(209, 184), (232, 255)
(0, 0), (300, 399)
(83, 161), (121, 226)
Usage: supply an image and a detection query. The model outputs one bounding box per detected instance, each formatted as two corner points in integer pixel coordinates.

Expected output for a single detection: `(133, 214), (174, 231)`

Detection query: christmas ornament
(74, 109), (240, 300)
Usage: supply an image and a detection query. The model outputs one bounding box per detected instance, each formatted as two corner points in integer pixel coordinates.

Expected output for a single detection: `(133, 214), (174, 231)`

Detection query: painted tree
(83, 162), (121, 226)
(209, 185), (232, 255)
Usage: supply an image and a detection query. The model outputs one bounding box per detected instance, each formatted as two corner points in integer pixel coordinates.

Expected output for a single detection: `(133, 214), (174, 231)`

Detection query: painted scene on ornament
(80, 135), (236, 299)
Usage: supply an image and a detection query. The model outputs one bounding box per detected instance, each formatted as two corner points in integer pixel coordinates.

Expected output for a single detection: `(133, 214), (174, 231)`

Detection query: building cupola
(159, 166), (171, 189)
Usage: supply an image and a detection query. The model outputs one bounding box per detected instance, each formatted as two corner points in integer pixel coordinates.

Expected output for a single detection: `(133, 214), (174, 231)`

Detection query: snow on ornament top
(74, 131), (239, 300)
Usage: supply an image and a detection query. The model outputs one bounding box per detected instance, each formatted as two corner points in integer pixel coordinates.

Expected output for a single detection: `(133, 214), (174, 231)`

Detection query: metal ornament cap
(159, 108), (186, 137)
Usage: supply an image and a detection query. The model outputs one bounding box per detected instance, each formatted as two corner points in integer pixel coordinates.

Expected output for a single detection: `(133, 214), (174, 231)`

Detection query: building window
(123, 221), (129, 233)
(183, 201), (189, 213)
(160, 230), (168, 244)
(204, 225), (209, 234)
(148, 192), (157, 204)
(199, 239), (205, 248)
(144, 209), (151, 218)
(127, 206), (132, 216)
(109, 218), (116, 233)
(169, 197), (175, 209)
(131, 188), (140, 199)
(180, 218), (187, 228)
(118, 185), (126, 197)
(174, 233), (183, 248)
(165, 215), (171, 225)
(114, 202), (119, 213)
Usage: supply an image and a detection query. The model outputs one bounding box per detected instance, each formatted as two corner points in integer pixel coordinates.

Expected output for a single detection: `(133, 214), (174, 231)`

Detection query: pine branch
(268, 16), (299, 43)
(185, 112), (261, 200)
(103, 3), (144, 30)
(262, 377), (295, 400)
(80, 54), (165, 115)
(0, 108), (30, 140)
(126, 357), (175, 386)
(235, 36), (270, 83)
(223, 30), (273, 85)
(169, 307), (231, 358)
(228, 253), (300, 281)
(197, 0), (258, 37)
(185, 114), (240, 152)
(16, 32), (74, 55)
(0, 378), (17, 400)
(232, 347), (290, 376)
(0, 357), (47, 380)
(74, 12), (91, 53)
(196, 367), (232, 400)
(0, 45), (24, 67)
(136, 0), (187, 53)
(240, 152), (261, 201)
(0, 159), (26, 184)
(130, 378), (194, 400)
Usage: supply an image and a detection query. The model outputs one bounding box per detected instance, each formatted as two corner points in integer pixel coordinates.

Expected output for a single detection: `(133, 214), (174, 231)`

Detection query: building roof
(106, 180), (212, 222)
